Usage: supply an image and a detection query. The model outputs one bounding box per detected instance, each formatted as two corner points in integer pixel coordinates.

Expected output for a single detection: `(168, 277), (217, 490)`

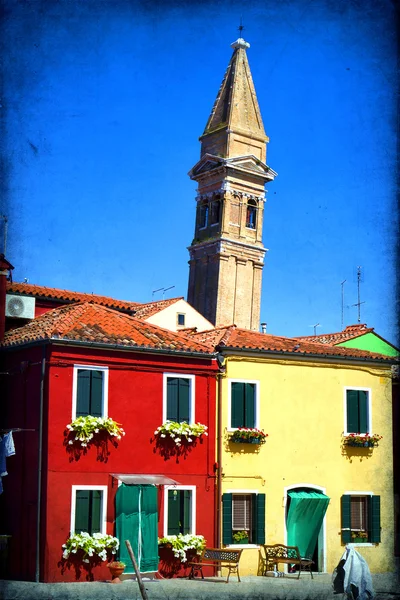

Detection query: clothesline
(0, 428), (36, 433)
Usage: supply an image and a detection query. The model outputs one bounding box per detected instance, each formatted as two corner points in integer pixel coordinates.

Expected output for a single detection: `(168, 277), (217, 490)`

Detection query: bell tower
(187, 37), (276, 330)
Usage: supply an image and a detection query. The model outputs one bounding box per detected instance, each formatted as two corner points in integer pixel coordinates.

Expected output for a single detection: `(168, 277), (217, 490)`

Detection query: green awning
(287, 490), (330, 559)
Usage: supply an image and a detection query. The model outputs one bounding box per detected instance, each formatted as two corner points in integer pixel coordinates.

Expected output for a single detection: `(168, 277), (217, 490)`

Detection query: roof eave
(217, 346), (395, 365)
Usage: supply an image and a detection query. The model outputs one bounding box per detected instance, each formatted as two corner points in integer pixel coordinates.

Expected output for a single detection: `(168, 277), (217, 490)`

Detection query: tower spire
(187, 37), (277, 331)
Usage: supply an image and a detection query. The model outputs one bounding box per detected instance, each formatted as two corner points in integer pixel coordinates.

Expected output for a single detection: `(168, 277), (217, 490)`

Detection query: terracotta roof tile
(7, 282), (140, 312)
(297, 324), (374, 345)
(2, 302), (214, 355)
(132, 297), (183, 319)
(191, 325), (392, 361)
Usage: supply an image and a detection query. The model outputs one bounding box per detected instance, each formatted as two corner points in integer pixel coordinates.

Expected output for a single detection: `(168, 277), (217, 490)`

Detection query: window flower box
(65, 416), (126, 448)
(158, 533), (206, 563)
(154, 421), (208, 447)
(62, 532), (119, 563)
(343, 433), (382, 448)
(232, 530), (249, 544)
(351, 531), (369, 543)
(230, 428), (268, 445)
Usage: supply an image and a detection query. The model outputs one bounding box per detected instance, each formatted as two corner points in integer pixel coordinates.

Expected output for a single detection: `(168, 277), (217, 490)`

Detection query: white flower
(68, 440), (73, 445)
(161, 434), (166, 438)
(83, 559), (89, 564)
(187, 438), (192, 442)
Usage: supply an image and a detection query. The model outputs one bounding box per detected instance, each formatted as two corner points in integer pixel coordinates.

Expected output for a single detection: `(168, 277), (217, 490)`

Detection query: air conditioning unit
(5, 294), (35, 319)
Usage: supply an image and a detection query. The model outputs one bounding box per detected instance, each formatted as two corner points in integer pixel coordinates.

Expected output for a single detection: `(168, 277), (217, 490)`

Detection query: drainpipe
(35, 345), (46, 582)
(216, 354), (226, 549)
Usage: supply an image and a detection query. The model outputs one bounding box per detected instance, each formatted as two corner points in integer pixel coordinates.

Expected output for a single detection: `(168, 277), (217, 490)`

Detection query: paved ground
(1, 572), (399, 600)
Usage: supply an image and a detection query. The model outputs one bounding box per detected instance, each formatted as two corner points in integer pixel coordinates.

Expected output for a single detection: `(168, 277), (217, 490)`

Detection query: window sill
(347, 543), (375, 547)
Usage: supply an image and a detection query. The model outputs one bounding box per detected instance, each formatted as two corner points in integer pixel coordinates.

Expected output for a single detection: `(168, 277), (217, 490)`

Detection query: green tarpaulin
(115, 484), (159, 573)
(286, 490), (330, 560)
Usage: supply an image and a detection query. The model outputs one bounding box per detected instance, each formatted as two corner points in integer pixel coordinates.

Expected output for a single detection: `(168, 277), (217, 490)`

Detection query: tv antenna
(352, 266), (365, 323)
(0, 215), (8, 255)
(152, 285), (175, 300)
(341, 280), (346, 329)
(311, 323), (320, 336)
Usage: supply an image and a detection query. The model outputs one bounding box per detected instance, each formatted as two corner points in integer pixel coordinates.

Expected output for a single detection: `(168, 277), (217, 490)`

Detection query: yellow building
(194, 325), (395, 575)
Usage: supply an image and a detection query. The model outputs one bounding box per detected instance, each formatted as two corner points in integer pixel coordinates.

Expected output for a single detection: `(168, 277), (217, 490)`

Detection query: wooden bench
(261, 544), (314, 579)
(188, 547), (243, 583)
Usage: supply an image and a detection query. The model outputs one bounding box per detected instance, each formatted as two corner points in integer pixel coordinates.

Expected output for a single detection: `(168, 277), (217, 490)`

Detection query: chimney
(261, 322), (267, 334)
(0, 254), (14, 342)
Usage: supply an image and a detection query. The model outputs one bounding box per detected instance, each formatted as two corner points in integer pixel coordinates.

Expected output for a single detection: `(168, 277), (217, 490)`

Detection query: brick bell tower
(187, 36), (277, 330)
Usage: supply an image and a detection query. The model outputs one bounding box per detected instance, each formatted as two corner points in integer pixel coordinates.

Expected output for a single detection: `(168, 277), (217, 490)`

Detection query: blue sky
(1, 0), (398, 344)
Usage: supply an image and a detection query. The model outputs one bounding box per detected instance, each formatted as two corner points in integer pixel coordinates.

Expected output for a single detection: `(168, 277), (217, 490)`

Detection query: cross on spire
(238, 17), (244, 37)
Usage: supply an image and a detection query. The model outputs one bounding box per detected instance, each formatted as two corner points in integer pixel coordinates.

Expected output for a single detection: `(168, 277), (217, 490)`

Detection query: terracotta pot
(108, 565), (125, 582)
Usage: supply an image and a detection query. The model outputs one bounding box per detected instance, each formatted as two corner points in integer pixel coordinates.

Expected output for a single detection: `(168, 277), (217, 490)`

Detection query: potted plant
(158, 533), (206, 562)
(342, 433), (382, 448)
(154, 421), (208, 447)
(107, 560), (126, 583)
(351, 531), (369, 543)
(65, 416), (126, 449)
(230, 428), (268, 445)
(232, 530), (249, 544)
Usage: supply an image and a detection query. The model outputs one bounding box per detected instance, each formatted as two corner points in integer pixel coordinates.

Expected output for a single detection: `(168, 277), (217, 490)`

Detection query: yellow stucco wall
(220, 355), (394, 574)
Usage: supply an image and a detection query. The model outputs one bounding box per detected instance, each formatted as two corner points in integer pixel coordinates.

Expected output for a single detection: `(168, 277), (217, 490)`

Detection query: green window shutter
(222, 493), (233, 545)
(167, 490), (181, 535)
(254, 494), (266, 545)
(231, 383), (245, 428)
(90, 370), (103, 417)
(244, 383), (255, 428)
(346, 390), (359, 433)
(341, 495), (352, 544)
(76, 370), (91, 417)
(90, 490), (102, 534)
(370, 495), (381, 543)
(358, 391), (368, 433)
(75, 490), (90, 533)
(183, 490), (192, 534)
(177, 379), (190, 423)
(167, 378), (179, 422)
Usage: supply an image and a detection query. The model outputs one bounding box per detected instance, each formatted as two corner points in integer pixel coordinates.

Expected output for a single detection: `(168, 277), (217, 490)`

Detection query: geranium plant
(158, 533), (206, 562)
(232, 530), (249, 543)
(154, 421), (208, 446)
(342, 433), (382, 448)
(62, 532), (119, 563)
(66, 416), (126, 447)
(351, 531), (368, 540)
(230, 427), (268, 444)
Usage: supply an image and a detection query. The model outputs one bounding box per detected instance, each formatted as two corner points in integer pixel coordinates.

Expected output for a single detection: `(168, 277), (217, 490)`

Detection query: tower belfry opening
(187, 37), (277, 330)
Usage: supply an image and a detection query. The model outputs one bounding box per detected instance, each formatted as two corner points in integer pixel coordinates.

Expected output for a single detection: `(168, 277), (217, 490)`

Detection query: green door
(115, 484), (159, 573)
(286, 490), (330, 563)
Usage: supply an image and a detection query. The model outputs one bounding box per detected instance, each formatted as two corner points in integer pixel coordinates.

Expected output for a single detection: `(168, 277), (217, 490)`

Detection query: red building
(1, 301), (218, 582)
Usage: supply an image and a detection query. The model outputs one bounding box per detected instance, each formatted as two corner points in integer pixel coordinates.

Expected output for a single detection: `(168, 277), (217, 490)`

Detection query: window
(345, 389), (371, 434)
(341, 494), (380, 544)
(222, 492), (265, 545)
(72, 365), (108, 419)
(210, 199), (221, 225)
(229, 380), (258, 429)
(164, 486), (196, 536)
(246, 200), (257, 229)
(177, 313), (185, 327)
(163, 374), (195, 424)
(199, 203), (209, 228)
(71, 485), (107, 535)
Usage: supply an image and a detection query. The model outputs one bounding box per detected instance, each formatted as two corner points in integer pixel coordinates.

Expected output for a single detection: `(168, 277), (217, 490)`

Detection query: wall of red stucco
(2, 344), (217, 582)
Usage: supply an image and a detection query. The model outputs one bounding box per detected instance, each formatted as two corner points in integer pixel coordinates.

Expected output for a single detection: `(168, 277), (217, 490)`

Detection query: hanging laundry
(0, 432), (16, 493)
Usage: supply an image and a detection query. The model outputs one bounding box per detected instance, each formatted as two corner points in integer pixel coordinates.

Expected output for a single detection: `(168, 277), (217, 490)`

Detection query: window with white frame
(341, 493), (380, 544)
(73, 365), (108, 419)
(222, 491), (265, 545)
(345, 388), (371, 434)
(229, 380), (258, 429)
(163, 374), (195, 424)
(164, 486), (196, 536)
(71, 485), (107, 535)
